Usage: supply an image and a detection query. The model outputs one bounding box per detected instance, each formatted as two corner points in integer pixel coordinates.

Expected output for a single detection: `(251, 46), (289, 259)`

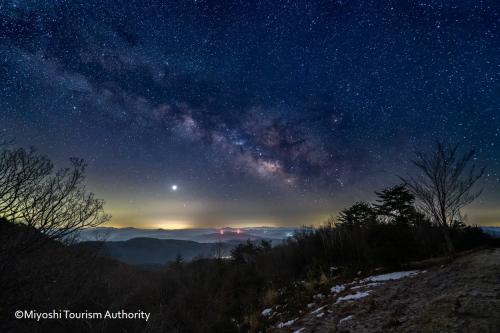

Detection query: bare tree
(401, 142), (484, 255)
(0, 144), (110, 244)
(0, 147), (52, 219)
(19, 158), (110, 242)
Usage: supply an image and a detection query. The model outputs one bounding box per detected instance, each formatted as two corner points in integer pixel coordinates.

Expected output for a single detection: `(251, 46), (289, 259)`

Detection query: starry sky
(1, 0), (499, 228)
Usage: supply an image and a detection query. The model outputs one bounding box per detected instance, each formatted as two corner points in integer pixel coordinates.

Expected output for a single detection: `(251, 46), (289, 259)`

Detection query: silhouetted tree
(174, 254), (184, 266)
(401, 142), (485, 255)
(232, 240), (261, 264)
(374, 184), (418, 225)
(19, 158), (110, 242)
(338, 202), (377, 227)
(0, 144), (110, 244)
(0, 147), (52, 220)
(259, 239), (272, 252)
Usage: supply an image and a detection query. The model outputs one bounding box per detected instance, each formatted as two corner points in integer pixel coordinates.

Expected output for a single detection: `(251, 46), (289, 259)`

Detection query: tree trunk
(442, 227), (455, 256)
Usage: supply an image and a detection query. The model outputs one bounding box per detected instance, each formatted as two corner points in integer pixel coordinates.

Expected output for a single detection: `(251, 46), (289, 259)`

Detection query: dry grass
(262, 288), (279, 307)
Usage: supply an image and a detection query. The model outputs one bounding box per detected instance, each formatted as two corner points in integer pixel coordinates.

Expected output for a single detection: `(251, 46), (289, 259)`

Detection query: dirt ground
(274, 248), (500, 333)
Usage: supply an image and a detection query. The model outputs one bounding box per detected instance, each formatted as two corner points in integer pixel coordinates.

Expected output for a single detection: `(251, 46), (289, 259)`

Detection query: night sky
(1, 0), (499, 228)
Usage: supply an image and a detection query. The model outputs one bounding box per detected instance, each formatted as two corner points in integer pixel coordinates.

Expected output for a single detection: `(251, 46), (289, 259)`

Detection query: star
(2, 0), (499, 228)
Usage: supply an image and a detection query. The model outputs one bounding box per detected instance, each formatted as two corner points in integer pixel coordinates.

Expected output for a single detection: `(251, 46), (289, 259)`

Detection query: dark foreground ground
(273, 249), (500, 333)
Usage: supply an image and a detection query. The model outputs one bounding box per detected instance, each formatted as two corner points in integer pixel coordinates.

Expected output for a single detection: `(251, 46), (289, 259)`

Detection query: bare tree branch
(400, 142), (484, 254)
(0, 144), (110, 244)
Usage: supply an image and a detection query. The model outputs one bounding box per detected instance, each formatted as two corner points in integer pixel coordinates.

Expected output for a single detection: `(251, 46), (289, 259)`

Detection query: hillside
(82, 238), (235, 265)
(270, 249), (500, 333)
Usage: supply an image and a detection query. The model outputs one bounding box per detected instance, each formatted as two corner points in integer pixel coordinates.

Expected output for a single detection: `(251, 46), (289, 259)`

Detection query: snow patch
(336, 291), (371, 303)
(316, 312), (324, 318)
(313, 293), (325, 299)
(261, 308), (272, 316)
(361, 270), (422, 283)
(339, 315), (354, 323)
(276, 318), (296, 328)
(351, 282), (381, 289)
(331, 284), (346, 294)
(293, 329), (305, 333)
(311, 305), (326, 314)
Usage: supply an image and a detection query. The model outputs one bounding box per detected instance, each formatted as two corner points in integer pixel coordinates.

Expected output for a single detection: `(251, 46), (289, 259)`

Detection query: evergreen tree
(174, 254), (184, 266)
(374, 184), (418, 225)
(338, 202), (377, 227)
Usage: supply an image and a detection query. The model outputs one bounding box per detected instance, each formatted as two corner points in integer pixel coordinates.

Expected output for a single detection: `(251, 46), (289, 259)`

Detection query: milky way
(1, 1), (499, 227)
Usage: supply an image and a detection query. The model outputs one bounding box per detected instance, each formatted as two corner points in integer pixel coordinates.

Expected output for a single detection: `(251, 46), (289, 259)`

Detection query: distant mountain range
(78, 226), (299, 266)
(482, 227), (500, 238)
(81, 238), (236, 265)
(78, 226), (298, 243)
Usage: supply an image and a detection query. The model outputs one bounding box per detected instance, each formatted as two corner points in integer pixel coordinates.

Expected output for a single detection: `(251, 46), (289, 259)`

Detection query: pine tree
(338, 202), (377, 227)
(374, 184), (418, 225)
